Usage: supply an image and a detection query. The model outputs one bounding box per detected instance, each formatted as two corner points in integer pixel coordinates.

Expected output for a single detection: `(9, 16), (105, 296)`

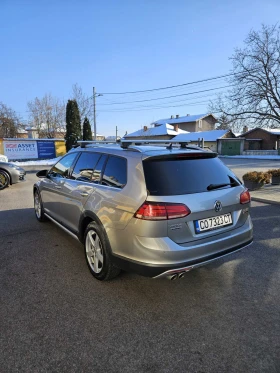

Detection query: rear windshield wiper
(207, 182), (237, 191)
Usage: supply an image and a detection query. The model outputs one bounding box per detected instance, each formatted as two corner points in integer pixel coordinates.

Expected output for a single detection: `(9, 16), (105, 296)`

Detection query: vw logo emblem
(214, 200), (222, 212)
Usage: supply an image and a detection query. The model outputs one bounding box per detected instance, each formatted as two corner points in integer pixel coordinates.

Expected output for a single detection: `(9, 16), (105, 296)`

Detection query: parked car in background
(0, 161), (26, 190)
(0, 154), (8, 162)
(33, 140), (253, 281)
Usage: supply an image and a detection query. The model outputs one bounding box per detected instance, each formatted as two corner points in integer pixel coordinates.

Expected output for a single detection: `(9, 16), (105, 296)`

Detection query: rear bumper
(112, 238), (253, 278)
(111, 215), (253, 278)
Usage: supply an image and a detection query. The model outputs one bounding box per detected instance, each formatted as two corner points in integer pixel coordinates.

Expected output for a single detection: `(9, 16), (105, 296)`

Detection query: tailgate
(147, 186), (249, 244)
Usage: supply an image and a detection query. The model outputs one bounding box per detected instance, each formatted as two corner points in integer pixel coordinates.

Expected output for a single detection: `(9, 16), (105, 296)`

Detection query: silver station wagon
(33, 140), (253, 281)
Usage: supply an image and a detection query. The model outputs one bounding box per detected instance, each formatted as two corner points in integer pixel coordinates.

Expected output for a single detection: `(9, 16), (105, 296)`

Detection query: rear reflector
(240, 189), (251, 204)
(135, 202), (191, 220)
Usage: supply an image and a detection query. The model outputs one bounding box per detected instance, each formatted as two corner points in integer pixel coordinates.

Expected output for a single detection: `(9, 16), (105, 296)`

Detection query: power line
(98, 77), (230, 101)
(99, 91), (223, 110)
(99, 73), (233, 95)
(74, 69), (257, 106)
(97, 100), (213, 113)
(97, 85), (233, 106)
(98, 69), (259, 95)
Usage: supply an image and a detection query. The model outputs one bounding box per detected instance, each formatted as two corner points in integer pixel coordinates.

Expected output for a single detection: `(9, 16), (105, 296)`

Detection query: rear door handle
(55, 185), (62, 189)
(80, 192), (89, 197)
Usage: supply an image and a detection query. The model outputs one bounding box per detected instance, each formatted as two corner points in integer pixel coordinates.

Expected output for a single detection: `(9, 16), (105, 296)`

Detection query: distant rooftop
(173, 129), (233, 142)
(262, 128), (280, 135)
(153, 113), (216, 125)
(124, 123), (189, 138)
(239, 127), (280, 137)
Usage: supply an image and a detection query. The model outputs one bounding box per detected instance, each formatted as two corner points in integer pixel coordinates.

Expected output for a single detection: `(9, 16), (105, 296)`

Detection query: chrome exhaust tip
(167, 274), (178, 281)
(178, 272), (185, 279)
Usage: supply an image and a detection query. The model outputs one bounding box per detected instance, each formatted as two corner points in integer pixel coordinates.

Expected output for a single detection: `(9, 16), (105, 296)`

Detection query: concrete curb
(251, 197), (280, 206)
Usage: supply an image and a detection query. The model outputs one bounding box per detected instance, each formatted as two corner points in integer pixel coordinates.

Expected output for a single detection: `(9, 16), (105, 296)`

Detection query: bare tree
(215, 114), (232, 130)
(209, 95), (243, 133)
(211, 24), (280, 128)
(71, 83), (93, 124)
(0, 102), (20, 138)
(27, 94), (65, 138)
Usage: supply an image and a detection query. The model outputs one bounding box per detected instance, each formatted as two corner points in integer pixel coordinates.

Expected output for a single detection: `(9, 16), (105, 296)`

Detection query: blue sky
(1, 0), (280, 137)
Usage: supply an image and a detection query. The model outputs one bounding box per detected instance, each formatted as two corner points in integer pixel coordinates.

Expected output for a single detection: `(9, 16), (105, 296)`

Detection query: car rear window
(143, 155), (240, 196)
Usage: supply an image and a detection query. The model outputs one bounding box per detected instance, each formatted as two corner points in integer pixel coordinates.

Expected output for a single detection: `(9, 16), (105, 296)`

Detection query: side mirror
(36, 169), (49, 178)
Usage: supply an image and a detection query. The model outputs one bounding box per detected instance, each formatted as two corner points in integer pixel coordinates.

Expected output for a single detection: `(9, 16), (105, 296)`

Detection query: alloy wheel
(34, 192), (41, 219)
(85, 230), (104, 273)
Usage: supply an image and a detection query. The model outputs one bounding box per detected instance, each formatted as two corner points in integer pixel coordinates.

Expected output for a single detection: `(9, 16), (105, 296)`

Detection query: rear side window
(101, 156), (127, 189)
(71, 152), (100, 182)
(92, 155), (107, 183)
(143, 156), (240, 196)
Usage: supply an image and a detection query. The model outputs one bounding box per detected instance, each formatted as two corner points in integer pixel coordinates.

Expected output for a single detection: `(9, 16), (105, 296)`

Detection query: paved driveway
(0, 172), (279, 373)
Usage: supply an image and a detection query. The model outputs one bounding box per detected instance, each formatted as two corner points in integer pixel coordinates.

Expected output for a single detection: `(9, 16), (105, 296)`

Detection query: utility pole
(93, 87), (102, 141)
(116, 126), (118, 142)
(93, 87), (96, 141)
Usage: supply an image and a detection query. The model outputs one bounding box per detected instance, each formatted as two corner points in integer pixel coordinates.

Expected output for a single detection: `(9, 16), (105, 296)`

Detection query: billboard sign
(37, 141), (56, 159)
(3, 141), (38, 160)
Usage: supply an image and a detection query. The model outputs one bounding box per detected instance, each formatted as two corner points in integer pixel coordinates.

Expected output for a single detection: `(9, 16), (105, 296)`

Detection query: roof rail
(120, 138), (203, 150)
(77, 140), (117, 148)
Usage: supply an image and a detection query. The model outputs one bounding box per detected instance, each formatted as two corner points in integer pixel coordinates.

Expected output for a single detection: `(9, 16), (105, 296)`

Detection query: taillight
(240, 189), (251, 204)
(134, 202), (191, 220)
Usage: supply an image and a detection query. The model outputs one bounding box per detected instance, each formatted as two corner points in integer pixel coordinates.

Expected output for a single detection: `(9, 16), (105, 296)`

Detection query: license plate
(194, 213), (232, 233)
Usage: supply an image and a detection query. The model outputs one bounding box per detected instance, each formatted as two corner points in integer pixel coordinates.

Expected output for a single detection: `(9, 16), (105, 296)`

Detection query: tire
(34, 189), (48, 222)
(84, 221), (121, 281)
(0, 170), (10, 190)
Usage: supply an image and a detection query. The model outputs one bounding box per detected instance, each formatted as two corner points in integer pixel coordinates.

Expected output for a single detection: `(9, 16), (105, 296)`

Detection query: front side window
(49, 152), (78, 178)
(71, 152), (101, 182)
(101, 156), (127, 189)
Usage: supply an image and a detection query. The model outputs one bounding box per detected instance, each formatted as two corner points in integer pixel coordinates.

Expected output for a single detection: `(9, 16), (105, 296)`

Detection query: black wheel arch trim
(78, 211), (113, 254)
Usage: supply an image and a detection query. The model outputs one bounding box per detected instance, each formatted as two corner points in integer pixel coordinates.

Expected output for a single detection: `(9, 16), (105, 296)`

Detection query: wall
(200, 116), (216, 131)
(54, 141), (66, 156)
(17, 133), (28, 139)
(243, 150), (278, 155)
(190, 140), (217, 151)
(242, 129), (279, 150)
(177, 122), (197, 132)
(175, 115), (216, 132)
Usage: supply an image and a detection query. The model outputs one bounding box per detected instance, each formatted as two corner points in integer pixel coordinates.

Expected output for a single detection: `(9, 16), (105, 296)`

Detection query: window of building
(71, 152), (101, 182)
(49, 152), (78, 178)
(101, 156), (127, 189)
(199, 119), (202, 129)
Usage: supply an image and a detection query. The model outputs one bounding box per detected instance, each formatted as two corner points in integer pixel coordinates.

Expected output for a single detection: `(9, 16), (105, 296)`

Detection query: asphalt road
(0, 166), (280, 373)
(221, 157), (280, 180)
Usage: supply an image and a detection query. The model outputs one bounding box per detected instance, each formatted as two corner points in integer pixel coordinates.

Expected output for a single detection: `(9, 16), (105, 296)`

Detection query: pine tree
(82, 117), (92, 141)
(65, 99), (81, 151)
